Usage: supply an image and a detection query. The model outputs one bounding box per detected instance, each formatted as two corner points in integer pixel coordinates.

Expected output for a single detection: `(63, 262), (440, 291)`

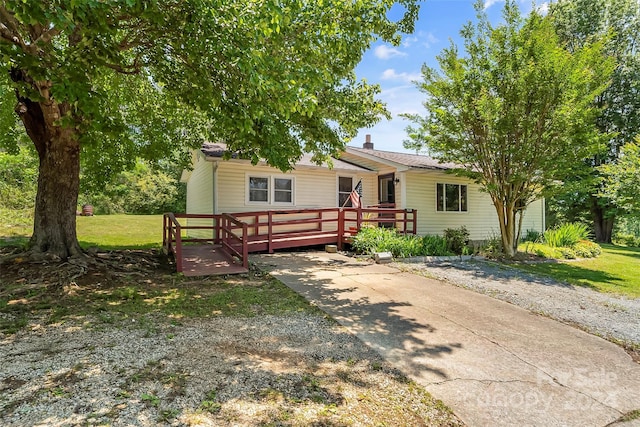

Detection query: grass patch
(0, 270), (316, 335)
(0, 211), (163, 250)
(510, 244), (640, 298)
(78, 214), (162, 249)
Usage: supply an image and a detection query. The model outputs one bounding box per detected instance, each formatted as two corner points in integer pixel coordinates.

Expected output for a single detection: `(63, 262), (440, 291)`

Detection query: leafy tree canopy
(599, 139), (640, 216)
(0, 0), (418, 259)
(403, 0), (614, 257)
(547, 0), (640, 242)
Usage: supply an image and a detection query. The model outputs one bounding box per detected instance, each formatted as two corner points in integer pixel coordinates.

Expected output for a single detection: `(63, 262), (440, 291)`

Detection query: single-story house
(180, 135), (545, 241)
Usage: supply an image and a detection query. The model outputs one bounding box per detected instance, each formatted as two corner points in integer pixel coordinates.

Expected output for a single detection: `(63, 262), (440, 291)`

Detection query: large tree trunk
(590, 197), (614, 244)
(14, 80), (84, 260)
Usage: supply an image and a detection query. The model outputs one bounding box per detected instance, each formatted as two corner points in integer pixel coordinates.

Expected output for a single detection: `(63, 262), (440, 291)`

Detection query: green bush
(481, 231), (503, 256)
(0, 147), (38, 210)
(81, 161), (185, 214)
(521, 229), (542, 243)
(520, 242), (564, 259)
(421, 235), (450, 256)
(543, 222), (590, 248)
(443, 226), (470, 255)
(519, 240), (601, 260)
(573, 240), (602, 258)
(613, 233), (640, 248)
(351, 227), (453, 258)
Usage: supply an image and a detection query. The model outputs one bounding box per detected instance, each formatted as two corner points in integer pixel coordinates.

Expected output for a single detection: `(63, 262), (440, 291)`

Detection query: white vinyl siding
(405, 170), (544, 240)
(184, 155), (214, 239)
(214, 161), (376, 213)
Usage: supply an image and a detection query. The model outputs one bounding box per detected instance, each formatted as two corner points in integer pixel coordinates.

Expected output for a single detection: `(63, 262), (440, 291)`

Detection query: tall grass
(543, 222), (590, 248)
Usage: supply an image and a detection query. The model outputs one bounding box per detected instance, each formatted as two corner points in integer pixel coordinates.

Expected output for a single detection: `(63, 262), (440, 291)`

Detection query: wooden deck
(180, 244), (248, 276)
(163, 207), (416, 276)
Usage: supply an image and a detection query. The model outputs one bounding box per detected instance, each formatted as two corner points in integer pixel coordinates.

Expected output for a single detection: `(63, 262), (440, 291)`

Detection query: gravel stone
(0, 313), (461, 426)
(395, 259), (640, 346)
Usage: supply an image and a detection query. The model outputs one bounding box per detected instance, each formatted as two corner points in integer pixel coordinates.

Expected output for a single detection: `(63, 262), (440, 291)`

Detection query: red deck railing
(163, 212), (248, 272)
(163, 207), (416, 273)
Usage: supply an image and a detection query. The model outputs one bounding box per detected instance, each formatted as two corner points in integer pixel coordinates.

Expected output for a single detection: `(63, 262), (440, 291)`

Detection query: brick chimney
(363, 134), (374, 149)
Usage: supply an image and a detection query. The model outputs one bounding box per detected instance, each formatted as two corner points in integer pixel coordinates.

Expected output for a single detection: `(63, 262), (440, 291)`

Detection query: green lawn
(0, 210), (163, 250)
(77, 214), (163, 249)
(512, 244), (640, 298)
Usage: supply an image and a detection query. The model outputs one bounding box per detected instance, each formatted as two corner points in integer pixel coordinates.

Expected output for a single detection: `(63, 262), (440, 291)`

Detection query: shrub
(613, 233), (640, 248)
(351, 227), (454, 258)
(0, 147), (38, 210)
(543, 222), (590, 248)
(520, 242), (564, 259)
(521, 229), (542, 243)
(559, 247), (577, 259)
(443, 226), (470, 255)
(573, 240), (602, 258)
(421, 235), (451, 256)
(481, 231), (503, 256)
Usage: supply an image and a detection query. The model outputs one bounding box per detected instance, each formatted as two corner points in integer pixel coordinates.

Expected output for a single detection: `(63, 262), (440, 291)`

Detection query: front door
(378, 174), (395, 207)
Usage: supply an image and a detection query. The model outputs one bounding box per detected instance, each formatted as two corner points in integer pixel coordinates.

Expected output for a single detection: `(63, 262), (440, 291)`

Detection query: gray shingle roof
(347, 146), (459, 170)
(200, 142), (371, 172)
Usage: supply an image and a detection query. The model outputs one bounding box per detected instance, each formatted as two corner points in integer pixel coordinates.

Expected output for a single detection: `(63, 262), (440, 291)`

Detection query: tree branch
(0, 7), (27, 50)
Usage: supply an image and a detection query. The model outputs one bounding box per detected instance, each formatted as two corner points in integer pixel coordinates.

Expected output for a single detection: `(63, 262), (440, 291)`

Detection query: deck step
(180, 244), (248, 276)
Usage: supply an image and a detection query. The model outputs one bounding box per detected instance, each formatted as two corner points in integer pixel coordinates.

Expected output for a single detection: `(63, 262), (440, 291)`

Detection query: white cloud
(402, 36), (418, 48)
(484, 0), (502, 9)
(381, 68), (422, 83)
(485, 0), (550, 11)
(374, 45), (407, 60)
(422, 32), (440, 49)
(537, 2), (549, 15)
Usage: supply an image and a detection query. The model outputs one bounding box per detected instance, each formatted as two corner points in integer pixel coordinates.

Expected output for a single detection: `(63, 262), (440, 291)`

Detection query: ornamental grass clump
(543, 223), (590, 248)
(520, 223), (601, 260)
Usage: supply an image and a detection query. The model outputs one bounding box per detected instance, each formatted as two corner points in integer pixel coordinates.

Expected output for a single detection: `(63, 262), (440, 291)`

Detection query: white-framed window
(338, 176), (354, 207)
(436, 183), (467, 212)
(246, 174), (294, 205)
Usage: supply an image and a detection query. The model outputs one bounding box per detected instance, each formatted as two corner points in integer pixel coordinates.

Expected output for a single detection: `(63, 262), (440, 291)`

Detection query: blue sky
(350, 0), (550, 152)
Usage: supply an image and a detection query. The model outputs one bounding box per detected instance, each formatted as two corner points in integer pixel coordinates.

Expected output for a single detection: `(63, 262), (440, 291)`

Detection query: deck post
(356, 206), (362, 232)
(162, 214), (167, 251)
(175, 219), (183, 273)
(242, 222), (249, 269)
(337, 208), (344, 250)
(268, 211), (274, 254)
(214, 215), (220, 245)
(412, 209), (417, 235)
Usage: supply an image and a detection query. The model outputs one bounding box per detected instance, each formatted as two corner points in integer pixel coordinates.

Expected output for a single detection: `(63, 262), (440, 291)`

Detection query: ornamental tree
(404, 0), (613, 258)
(0, 0), (417, 260)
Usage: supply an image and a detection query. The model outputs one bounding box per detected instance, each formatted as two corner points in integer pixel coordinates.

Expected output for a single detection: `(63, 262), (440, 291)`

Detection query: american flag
(349, 179), (363, 208)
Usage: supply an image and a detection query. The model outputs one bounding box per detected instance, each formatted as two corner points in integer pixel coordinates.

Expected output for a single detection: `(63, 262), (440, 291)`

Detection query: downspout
(212, 161), (219, 242)
(542, 196), (546, 232)
(212, 161), (219, 215)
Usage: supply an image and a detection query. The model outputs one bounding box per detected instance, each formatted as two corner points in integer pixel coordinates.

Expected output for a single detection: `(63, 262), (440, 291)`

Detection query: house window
(274, 178), (293, 203)
(437, 183), (467, 212)
(338, 176), (353, 207)
(247, 175), (294, 205)
(249, 177), (269, 202)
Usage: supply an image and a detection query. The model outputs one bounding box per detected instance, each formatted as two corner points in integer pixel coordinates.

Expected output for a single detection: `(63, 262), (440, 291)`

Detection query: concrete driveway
(253, 251), (640, 427)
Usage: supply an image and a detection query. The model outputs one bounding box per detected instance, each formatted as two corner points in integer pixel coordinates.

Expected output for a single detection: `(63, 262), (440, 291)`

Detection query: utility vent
(363, 134), (374, 149)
